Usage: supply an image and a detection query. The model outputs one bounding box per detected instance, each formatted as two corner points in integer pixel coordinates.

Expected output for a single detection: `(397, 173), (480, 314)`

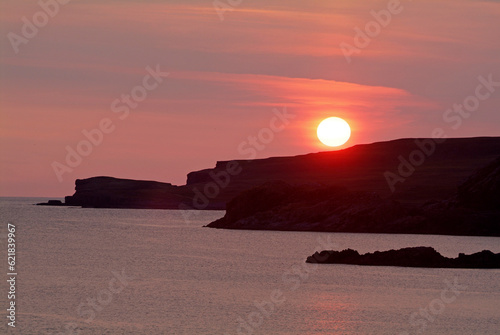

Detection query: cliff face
(206, 156), (500, 236)
(42, 137), (500, 211)
(458, 156), (500, 210)
(210, 181), (408, 231)
(64, 176), (193, 209)
(187, 137), (500, 205)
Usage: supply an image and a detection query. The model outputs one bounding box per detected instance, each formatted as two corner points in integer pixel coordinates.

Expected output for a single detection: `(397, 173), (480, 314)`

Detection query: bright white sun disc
(317, 117), (351, 147)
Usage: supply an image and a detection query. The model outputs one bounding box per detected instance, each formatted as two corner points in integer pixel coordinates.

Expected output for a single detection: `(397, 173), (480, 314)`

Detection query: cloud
(0, 0), (499, 196)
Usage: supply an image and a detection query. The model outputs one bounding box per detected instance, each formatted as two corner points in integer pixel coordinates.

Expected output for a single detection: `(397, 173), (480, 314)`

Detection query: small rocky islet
(306, 247), (500, 268)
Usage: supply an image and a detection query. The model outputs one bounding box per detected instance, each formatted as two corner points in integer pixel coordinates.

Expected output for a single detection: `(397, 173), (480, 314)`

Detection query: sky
(0, 0), (499, 197)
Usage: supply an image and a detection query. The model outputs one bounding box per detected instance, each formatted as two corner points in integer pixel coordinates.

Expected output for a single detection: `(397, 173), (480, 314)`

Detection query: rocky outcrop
(206, 155), (500, 236)
(62, 176), (197, 209)
(38, 137), (500, 211)
(306, 247), (500, 268)
(206, 180), (500, 236)
(208, 181), (408, 231)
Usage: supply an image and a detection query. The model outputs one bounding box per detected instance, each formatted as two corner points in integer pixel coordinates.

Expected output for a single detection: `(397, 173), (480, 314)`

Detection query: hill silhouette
(206, 140), (500, 236)
(40, 137), (500, 214)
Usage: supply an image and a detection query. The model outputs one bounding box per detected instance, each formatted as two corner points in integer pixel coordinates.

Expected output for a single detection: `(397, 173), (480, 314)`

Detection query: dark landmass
(206, 155), (500, 236)
(38, 137), (500, 211)
(37, 200), (64, 206)
(306, 247), (500, 268)
(50, 177), (201, 209)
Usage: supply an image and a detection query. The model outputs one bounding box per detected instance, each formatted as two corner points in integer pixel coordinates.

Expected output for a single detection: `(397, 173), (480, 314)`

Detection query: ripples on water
(1, 198), (499, 334)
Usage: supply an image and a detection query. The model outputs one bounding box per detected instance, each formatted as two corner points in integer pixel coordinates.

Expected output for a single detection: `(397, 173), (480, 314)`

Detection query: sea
(1, 197), (499, 334)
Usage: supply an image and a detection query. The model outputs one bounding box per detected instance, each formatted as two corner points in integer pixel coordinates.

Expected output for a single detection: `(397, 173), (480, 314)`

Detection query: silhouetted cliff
(39, 137), (500, 213)
(206, 155), (500, 236)
(63, 177), (195, 209)
(458, 156), (500, 210)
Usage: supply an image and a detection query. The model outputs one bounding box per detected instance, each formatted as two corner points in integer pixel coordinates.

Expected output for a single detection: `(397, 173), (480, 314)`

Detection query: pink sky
(1, 0), (499, 196)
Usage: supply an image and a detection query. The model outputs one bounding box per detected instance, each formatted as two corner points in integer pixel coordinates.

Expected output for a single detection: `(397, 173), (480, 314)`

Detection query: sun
(317, 117), (351, 147)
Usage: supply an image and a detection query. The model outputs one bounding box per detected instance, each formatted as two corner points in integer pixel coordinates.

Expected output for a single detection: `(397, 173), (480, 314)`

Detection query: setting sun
(317, 117), (351, 147)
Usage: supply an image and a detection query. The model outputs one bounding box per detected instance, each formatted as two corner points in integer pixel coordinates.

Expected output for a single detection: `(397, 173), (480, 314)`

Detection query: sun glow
(317, 117), (351, 147)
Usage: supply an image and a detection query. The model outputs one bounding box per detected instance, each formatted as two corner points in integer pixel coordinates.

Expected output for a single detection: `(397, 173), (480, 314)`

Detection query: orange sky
(1, 0), (499, 196)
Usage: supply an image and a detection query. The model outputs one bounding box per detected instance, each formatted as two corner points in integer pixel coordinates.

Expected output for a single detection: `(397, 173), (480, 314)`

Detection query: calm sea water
(0, 197), (499, 334)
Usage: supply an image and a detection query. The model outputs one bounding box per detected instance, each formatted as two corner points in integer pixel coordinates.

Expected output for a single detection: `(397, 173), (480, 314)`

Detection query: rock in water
(306, 247), (500, 268)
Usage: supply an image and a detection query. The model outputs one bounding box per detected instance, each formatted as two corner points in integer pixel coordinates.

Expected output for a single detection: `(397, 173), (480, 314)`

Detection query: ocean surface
(1, 197), (499, 334)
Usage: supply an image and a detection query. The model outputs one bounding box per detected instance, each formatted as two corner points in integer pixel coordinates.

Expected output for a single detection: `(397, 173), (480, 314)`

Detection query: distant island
(38, 137), (500, 236)
(306, 247), (500, 268)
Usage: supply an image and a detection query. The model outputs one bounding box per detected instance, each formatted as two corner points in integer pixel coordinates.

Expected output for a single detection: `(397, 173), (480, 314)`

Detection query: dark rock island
(306, 247), (500, 268)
